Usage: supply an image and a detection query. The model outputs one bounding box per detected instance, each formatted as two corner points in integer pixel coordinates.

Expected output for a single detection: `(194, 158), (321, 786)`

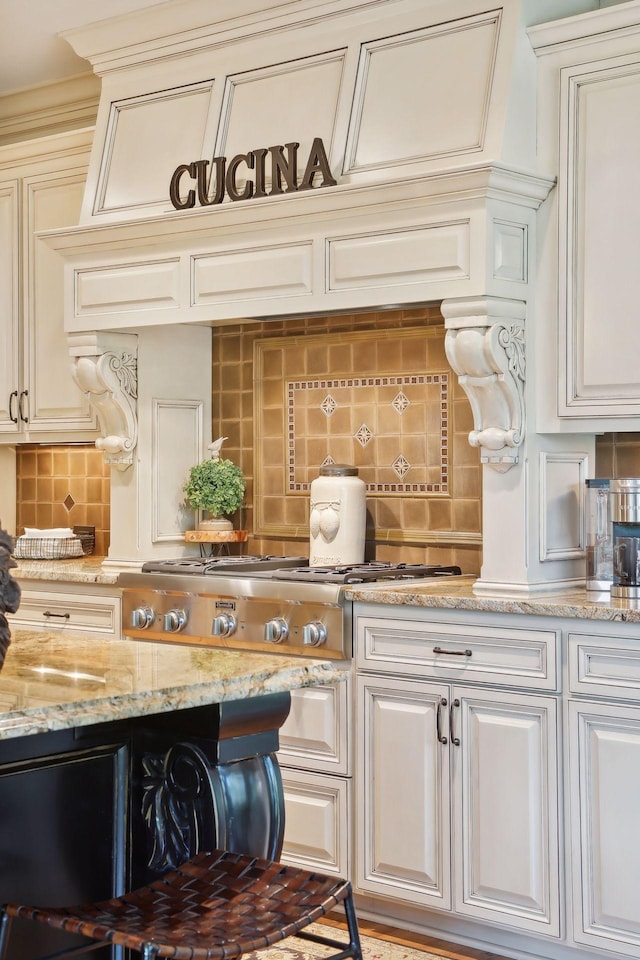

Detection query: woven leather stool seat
(0, 849), (363, 960)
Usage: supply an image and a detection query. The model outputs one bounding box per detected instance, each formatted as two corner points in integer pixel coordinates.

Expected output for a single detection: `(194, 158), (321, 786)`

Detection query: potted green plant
(183, 439), (245, 531)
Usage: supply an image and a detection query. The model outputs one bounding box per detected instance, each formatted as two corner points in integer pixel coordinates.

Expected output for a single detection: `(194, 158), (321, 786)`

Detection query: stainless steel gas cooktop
(118, 557), (462, 659)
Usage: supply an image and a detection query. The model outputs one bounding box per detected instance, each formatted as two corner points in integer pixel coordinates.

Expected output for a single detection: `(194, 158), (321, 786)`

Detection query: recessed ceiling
(0, 0), (168, 97)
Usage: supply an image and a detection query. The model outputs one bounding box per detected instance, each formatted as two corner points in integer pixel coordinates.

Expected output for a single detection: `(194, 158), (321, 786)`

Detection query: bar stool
(0, 848), (363, 960)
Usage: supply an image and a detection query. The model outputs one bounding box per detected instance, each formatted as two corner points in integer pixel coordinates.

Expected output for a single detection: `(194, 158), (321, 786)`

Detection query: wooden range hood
(43, 0), (595, 592)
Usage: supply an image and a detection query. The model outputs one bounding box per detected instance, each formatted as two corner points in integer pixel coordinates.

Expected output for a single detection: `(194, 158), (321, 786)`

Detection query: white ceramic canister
(309, 464), (366, 566)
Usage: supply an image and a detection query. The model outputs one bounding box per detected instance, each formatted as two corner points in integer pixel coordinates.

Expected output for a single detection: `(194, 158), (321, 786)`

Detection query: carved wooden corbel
(67, 332), (138, 470)
(442, 297), (526, 472)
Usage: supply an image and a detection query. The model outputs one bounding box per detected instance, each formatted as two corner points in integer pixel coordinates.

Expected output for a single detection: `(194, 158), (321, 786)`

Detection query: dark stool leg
(0, 910), (11, 960)
(343, 888), (363, 960)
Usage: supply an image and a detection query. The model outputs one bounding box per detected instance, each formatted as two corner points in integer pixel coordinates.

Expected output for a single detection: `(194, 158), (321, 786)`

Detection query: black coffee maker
(611, 478), (640, 599)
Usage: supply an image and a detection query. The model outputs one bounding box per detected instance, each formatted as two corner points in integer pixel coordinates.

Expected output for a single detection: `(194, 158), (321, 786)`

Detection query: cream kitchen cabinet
(567, 630), (640, 957)
(355, 608), (561, 939)
(532, 5), (640, 432)
(9, 582), (121, 638)
(0, 129), (97, 440)
(277, 668), (352, 878)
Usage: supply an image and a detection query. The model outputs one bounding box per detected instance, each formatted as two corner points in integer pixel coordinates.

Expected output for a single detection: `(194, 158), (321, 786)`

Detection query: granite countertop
(14, 560), (640, 623)
(345, 576), (640, 623)
(14, 557), (120, 585)
(0, 629), (342, 741)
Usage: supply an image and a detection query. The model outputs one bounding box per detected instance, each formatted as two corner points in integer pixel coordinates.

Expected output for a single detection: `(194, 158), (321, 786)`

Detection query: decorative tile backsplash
(213, 308), (483, 573)
(15, 444), (110, 556)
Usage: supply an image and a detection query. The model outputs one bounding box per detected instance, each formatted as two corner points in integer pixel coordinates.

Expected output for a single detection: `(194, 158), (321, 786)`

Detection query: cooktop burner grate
(140, 556), (307, 574)
(271, 562), (463, 584)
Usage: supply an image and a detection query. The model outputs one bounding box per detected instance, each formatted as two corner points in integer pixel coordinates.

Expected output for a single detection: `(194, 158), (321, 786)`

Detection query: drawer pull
(449, 698), (461, 747)
(433, 646), (472, 657)
(42, 610), (71, 620)
(436, 697), (448, 745)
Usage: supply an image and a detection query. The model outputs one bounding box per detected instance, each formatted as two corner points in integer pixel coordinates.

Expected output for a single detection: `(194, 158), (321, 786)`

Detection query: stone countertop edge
(0, 630), (344, 742)
(14, 557), (120, 585)
(345, 577), (640, 623)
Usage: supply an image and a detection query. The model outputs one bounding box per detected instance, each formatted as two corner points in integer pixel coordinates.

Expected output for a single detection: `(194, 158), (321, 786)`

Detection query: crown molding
(0, 73), (99, 147)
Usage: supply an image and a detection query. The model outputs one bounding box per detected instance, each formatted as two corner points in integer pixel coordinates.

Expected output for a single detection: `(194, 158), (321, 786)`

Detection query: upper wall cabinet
(532, 5), (640, 432)
(0, 130), (98, 441)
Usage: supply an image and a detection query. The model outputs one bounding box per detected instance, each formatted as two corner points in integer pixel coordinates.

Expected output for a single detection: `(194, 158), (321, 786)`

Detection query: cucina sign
(169, 136), (337, 210)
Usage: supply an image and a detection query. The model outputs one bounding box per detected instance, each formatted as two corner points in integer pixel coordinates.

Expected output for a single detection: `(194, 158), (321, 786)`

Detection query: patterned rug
(244, 924), (449, 960)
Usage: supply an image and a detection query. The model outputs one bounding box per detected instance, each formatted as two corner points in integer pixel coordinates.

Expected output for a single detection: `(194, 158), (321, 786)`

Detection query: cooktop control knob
(264, 617), (289, 644)
(164, 609), (187, 633)
(212, 612), (237, 638)
(131, 606), (155, 630)
(302, 621), (327, 647)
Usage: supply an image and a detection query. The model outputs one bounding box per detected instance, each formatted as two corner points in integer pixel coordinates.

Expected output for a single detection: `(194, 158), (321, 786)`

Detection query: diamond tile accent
(392, 454), (411, 480)
(392, 391), (410, 414)
(320, 394), (337, 417)
(354, 423), (374, 447)
(63, 493), (75, 511)
(321, 455), (335, 466)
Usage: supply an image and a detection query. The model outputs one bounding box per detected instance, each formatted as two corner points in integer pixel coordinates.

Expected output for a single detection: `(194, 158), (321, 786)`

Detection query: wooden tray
(184, 530), (248, 544)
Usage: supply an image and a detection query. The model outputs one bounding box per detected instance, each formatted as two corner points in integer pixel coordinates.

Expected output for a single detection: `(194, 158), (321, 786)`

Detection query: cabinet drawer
(280, 769), (350, 877)
(569, 633), (640, 699)
(278, 673), (351, 775)
(10, 590), (121, 636)
(356, 614), (557, 690)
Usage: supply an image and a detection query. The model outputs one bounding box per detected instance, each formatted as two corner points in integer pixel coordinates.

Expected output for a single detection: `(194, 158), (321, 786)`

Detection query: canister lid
(319, 464), (359, 477)
(611, 478), (640, 494)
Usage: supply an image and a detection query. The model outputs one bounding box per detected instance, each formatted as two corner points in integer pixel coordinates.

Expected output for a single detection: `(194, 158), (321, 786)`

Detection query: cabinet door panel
(356, 675), (450, 908)
(0, 180), (19, 433)
(559, 58), (640, 419)
(570, 700), (640, 956)
(278, 675), (350, 775)
(23, 171), (96, 433)
(280, 769), (350, 877)
(454, 687), (560, 937)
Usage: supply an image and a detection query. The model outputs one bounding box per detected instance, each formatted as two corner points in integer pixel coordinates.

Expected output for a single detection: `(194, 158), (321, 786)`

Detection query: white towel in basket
(22, 527), (75, 539)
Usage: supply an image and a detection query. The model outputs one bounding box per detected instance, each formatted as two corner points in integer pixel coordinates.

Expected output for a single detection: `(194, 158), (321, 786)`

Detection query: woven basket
(73, 525), (95, 556)
(13, 537), (84, 560)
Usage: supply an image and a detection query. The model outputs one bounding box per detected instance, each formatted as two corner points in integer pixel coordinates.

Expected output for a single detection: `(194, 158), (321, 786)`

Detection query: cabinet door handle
(436, 697), (448, 744)
(8, 391), (18, 424)
(18, 389), (28, 423)
(42, 610), (71, 620)
(433, 646), (472, 657)
(449, 698), (460, 747)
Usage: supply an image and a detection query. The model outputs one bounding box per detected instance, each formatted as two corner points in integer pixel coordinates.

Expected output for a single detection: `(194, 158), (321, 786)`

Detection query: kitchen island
(0, 628), (342, 959)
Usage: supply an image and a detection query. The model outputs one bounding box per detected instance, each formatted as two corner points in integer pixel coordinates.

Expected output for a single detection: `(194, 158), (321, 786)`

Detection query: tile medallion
(286, 374), (449, 493)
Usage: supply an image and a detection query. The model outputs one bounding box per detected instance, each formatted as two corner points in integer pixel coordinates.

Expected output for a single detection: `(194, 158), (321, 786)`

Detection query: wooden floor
(320, 914), (512, 960)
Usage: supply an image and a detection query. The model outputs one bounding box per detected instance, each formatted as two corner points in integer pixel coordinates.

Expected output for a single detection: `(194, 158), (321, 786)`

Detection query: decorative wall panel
(344, 11), (500, 172)
(219, 52), (346, 182)
(328, 222), (470, 291)
(192, 243), (312, 304)
(94, 82), (216, 215)
(152, 399), (203, 543)
(539, 451), (587, 562)
(75, 260), (181, 317)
